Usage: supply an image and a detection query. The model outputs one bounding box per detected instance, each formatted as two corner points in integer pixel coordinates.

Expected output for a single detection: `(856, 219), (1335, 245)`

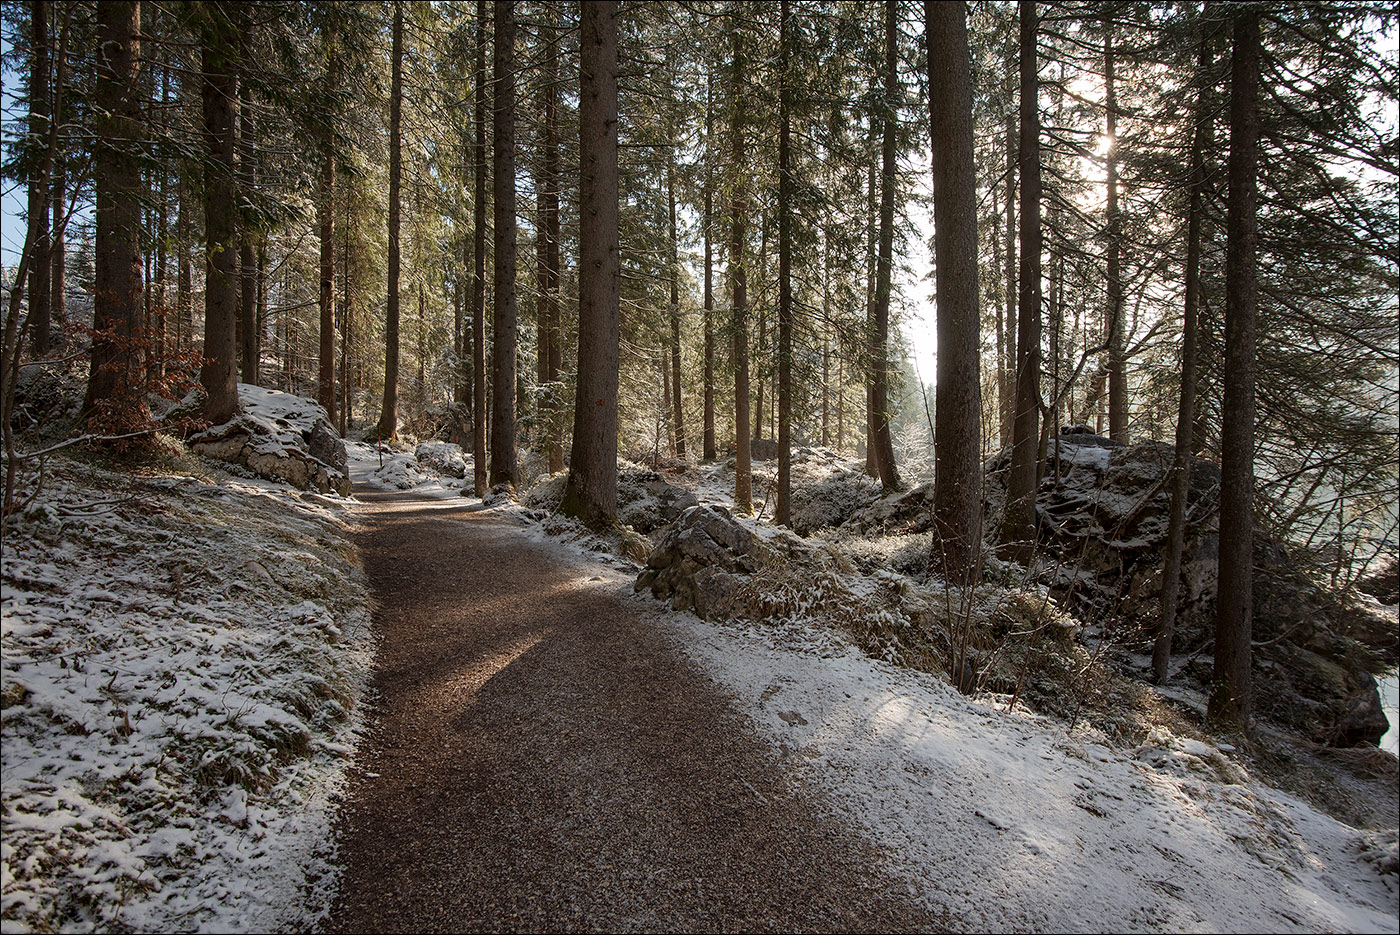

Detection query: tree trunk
(702, 73), (716, 462)
(926, 0), (983, 584)
(1105, 17), (1127, 442)
(1003, 102), (1018, 449)
(28, 0), (51, 357)
(377, 5), (403, 439)
(537, 7), (562, 473)
(199, 8), (239, 424)
(317, 25), (337, 420)
(870, 0), (901, 492)
(83, 1), (143, 418)
(1153, 34), (1213, 685)
(1002, 0), (1043, 561)
(240, 81), (259, 386)
(730, 23), (753, 515)
(341, 194), (353, 434)
(490, 0), (518, 488)
(775, 0), (793, 526)
(669, 154), (685, 459)
(1209, 10), (1260, 733)
(472, 0), (489, 496)
(560, 0), (619, 529)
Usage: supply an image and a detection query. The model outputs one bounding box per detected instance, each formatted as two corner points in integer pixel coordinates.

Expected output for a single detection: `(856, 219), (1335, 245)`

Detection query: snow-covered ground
(1, 456), (374, 933)
(668, 610), (1397, 933)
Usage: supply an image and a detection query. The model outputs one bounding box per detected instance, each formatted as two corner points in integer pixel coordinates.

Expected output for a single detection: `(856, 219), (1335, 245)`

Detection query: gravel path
(325, 489), (947, 933)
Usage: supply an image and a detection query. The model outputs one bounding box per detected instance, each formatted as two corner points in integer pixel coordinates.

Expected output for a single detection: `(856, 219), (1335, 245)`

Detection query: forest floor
(325, 487), (947, 933)
(331, 448), (1398, 934)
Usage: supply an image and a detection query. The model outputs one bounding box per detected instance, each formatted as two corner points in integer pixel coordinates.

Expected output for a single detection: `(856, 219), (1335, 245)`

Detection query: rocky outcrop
(982, 434), (1390, 747)
(636, 504), (830, 620)
(416, 441), (467, 478)
(617, 464), (699, 532)
(191, 385), (350, 496)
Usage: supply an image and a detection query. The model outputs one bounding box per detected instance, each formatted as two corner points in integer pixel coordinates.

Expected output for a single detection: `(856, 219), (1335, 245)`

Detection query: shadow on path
(325, 487), (947, 933)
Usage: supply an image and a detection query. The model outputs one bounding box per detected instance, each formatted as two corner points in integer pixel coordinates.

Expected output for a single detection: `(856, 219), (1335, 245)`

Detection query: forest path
(324, 487), (946, 934)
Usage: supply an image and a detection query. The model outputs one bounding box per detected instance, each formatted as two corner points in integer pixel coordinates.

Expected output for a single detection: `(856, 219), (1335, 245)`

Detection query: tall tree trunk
(1002, 0), (1043, 560)
(51, 148), (65, 337)
(377, 5), (403, 439)
(1155, 32), (1213, 685)
(730, 22), (753, 514)
(865, 115), (877, 478)
(537, 6), (562, 473)
(83, 1), (143, 417)
(177, 174), (191, 358)
(240, 81), (259, 386)
(341, 193), (353, 434)
(28, 0), (51, 356)
(199, 7), (239, 424)
(1104, 16), (1127, 442)
(317, 24), (337, 420)
(472, 0), (489, 496)
(669, 154), (685, 459)
(775, 0), (793, 526)
(1002, 101), (1018, 449)
(870, 0), (901, 492)
(702, 72), (717, 462)
(821, 235), (831, 448)
(490, 0), (518, 488)
(1209, 10), (1260, 732)
(560, 0), (619, 529)
(927, 0), (982, 583)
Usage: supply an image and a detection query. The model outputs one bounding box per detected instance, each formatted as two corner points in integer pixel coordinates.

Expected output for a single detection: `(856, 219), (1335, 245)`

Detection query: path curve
(325, 488), (946, 933)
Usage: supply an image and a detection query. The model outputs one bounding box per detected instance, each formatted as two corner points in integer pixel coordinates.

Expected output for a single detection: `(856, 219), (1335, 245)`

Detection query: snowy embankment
(1, 456), (373, 933)
(668, 611), (1398, 934)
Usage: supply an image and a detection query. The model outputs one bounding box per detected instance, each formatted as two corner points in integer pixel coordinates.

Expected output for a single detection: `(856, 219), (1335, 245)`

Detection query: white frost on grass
(666, 614), (1399, 934)
(1, 458), (374, 933)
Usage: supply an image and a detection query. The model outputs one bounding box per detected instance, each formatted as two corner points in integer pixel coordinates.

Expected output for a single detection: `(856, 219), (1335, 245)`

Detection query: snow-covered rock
(415, 440), (467, 478)
(191, 385), (350, 496)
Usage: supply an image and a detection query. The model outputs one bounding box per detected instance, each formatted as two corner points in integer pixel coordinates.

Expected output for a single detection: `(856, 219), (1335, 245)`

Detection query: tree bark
(28, 0), (51, 357)
(472, 0), (489, 496)
(669, 153), (685, 459)
(377, 5), (403, 439)
(199, 6), (239, 425)
(83, 0), (143, 417)
(560, 0), (619, 529)
(1002, 0), (1043, 561)
(702, 72), (717, 462)
(1105, 16), (1127, 442)
(1154, 32), (1213, 685)
(240, 81), (260, 386)
(1002, 101), (1018, 449)
(317, 23), (338, 420)
(775, 0), (793, 526)
(1209, 10), (1260, 733)
(926, 0), (983, 584)
(870, 0), (901, 492)
(730, 22), (752, 515)
(537, 7), (562, 473)
(490, 0), (518, 488)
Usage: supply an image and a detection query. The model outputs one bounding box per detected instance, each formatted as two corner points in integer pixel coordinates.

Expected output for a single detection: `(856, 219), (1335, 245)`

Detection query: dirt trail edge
(324, 489), (947, 934)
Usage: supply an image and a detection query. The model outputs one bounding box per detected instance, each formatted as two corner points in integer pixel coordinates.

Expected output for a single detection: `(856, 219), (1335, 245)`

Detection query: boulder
(617, 464), (698, 533)
(190, 385), (350, 496)
(636, 505), (766, 617)
(846, 482), (936, 536)
(415, 440), (467, 478)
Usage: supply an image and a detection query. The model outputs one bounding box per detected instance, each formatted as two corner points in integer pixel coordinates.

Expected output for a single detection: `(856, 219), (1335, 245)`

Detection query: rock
(750, 438), (779, 461)
(309, 420), (350, 477)
(636, 505), (768, 617)
(846, 483), (936, 536)
(984, 433), (1387, 748)
(788, 449), (882, 535)
(1358, 559), (1399, 606)
(190, 385), (351, 496)
(415, 441), (467, 478)
(617, 464), (698, 533)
